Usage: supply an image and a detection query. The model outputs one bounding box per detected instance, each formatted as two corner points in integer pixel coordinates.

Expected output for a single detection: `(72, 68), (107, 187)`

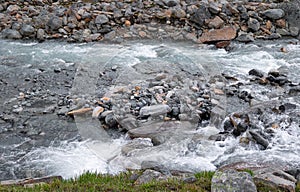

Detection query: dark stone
(191, 4), (212, 27)
(249, 130), (269, 149)
(162, 0), (179, 7)
(249, 69), (264, 78)
(135, 169), (164, 184)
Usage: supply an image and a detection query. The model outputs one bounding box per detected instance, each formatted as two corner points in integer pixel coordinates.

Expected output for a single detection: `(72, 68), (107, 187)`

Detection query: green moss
(296, 182), (300, 192)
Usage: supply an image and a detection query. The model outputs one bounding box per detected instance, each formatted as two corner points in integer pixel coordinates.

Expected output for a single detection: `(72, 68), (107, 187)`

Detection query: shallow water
(0, 39), (299, 180)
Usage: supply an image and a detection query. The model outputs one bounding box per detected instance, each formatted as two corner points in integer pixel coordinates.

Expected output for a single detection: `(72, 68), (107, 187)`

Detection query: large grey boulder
(1, 29), (22, 39)
(263, 9), (285, 20)
(254, 168), (297, 192)
(211, 169), (257, 192)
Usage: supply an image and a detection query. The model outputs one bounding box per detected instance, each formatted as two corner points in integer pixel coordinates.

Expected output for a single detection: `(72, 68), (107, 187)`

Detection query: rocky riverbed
(0, 39), (299, 191)
(0, 0), (299, 45)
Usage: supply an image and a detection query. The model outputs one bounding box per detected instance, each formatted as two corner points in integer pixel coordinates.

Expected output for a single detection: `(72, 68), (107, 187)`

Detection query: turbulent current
(0, 39), (299, 180)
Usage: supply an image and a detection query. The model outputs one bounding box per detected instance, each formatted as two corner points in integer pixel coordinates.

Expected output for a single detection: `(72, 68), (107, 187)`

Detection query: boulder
(135, 169), (164, 185)
(263, 9), (285, 20)
(199, 26), (236, 43)
(248, 18), (260, 32)
(37, 28), (45, 41)
(139, 104), (171, 117)
(207, 16), (224, 29)
(236, 33), (254, 43)
(162, 0), (179, 7)
(95, 15), (109, 25)
(191, 4), (212, 27)
(254, 168), (297, 192)
(47, 16), (62, 31)
(211, 169), (257, 192)
(1, 29), (22, 39)
(20, 24), (35, 36)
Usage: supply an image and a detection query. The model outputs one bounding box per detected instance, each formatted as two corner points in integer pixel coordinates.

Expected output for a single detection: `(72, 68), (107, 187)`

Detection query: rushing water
(0, 39), (299, 180)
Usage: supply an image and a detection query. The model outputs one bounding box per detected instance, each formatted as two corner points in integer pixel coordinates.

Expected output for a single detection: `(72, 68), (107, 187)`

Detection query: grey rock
(141, 161), (171, 175)
(209, 2), (221, 14)
(191, 4), (212, 27)
(276, 28), (290, 36)
(104, 30), (116, 41)
(139, 104), (170, 117)
(37, 29), (45, 41)
(20, 24), (35, 36)
(263, 9), (285, 20)
(47, 16), (62, 31)
(265, 33), (281, 40)
(248, 18), (260, 32)
(280, 0), (300, 29)
(249, 130), (269, 149)
(254, 168), (296, 192)
(135, 169), (164, 184)
(290, 27), (299, 37)
(211, 169), (257, 192)
(119, 116), (138, 131)
(1, 29), (22, 39)
(95, 15), (109, 25)
(249, 69), (264, 78)
(236, 33), (254, 43)
(6, 5), (20, 13)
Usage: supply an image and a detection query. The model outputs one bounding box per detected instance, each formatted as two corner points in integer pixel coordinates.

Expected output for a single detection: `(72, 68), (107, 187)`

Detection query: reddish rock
(199, 26), (237, 43)
(207, 16), (224, 29)
(215, 41), (230, 48)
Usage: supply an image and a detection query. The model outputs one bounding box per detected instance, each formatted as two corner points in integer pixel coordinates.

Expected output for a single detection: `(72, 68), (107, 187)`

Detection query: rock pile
(0, 0), (299, 44)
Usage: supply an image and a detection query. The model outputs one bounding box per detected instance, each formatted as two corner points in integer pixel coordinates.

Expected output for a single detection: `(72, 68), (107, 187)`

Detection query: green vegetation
(0, 171), (214, 192)
(1, 171), (298, 192)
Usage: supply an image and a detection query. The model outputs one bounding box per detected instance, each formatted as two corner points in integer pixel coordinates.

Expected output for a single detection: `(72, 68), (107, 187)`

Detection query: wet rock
(1, 29), (22, 39)
(263, 9), (285, 20)
(211, 169), (257, 192)
(135, 169), (164, 185)
(139, 104), (171, 117)
(254, 168), (296, 192)
(199, 26), (236, 43)
(249, 69), (264, 78)
(248, 18), (260, 32)
(249, 130), (269, 149)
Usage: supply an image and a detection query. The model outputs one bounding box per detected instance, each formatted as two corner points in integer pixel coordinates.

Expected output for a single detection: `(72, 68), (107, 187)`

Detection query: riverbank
(0, 0), (299, 45)
(1, 170), (299, 192)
